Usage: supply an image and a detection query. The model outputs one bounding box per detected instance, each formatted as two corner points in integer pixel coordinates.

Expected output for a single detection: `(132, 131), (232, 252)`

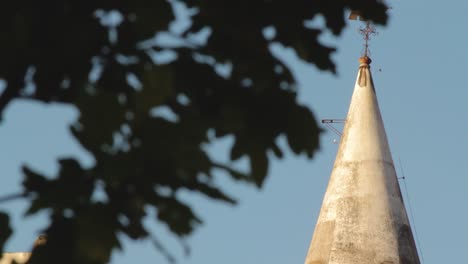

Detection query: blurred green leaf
(249, 150), (269, 187)
(0, 212), (12, 253)
(22, 159), (93, 216)
(156, 197), (202, 236)
(75, 204), (121, 263)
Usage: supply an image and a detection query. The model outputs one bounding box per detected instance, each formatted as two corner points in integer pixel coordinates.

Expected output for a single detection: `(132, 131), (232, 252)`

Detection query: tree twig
(0, 192), (27, 203)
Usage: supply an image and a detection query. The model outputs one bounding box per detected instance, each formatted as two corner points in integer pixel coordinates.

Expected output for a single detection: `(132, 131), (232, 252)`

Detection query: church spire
(303, 57), (421, 263)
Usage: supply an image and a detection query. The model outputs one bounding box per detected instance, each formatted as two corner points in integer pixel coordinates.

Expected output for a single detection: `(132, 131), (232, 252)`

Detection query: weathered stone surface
(304, 58), (420, 264)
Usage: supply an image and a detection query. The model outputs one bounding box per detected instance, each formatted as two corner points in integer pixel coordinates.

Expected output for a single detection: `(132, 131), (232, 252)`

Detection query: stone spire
(304, 57), (420, 264)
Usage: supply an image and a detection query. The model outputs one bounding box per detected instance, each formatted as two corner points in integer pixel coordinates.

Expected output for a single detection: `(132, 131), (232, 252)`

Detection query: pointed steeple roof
(304, 57), (420, 264)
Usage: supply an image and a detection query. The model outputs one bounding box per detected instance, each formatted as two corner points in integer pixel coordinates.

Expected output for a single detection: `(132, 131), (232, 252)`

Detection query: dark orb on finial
(359, 56), (372, 65)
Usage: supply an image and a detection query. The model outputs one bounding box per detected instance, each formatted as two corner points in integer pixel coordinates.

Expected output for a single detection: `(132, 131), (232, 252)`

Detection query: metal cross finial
(359, 21), (378, 57)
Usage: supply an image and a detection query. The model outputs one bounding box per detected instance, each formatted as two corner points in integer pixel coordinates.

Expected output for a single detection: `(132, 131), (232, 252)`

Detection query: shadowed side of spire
(304, 58), (420, 264)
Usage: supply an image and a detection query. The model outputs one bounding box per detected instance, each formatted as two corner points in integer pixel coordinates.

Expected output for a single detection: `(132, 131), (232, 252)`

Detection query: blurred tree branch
(0, 0), (387, 263)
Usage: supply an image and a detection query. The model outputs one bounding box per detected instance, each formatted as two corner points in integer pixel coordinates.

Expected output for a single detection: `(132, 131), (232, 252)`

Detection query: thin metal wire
(398, 157), (425, 264)
(324, 123), (342, 136)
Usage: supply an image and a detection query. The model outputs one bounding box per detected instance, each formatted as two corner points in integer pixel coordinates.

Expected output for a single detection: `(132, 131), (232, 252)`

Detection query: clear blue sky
(1, 1), (467, 263)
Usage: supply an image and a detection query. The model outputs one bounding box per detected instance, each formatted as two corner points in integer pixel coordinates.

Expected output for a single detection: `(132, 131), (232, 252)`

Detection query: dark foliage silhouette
(0, 1), (387, 263)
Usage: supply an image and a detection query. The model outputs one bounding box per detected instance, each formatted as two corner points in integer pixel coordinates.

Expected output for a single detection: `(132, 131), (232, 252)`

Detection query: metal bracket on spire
(321, 119), (346, 140)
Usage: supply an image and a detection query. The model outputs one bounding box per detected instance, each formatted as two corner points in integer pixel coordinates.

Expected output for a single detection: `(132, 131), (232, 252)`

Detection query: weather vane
(349, 11), (378, 57)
